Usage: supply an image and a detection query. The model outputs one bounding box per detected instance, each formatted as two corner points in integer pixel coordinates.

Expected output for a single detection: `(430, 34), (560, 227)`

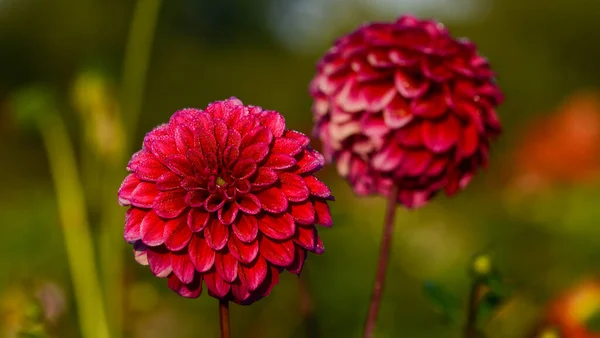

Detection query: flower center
(216, 176), (227, 187)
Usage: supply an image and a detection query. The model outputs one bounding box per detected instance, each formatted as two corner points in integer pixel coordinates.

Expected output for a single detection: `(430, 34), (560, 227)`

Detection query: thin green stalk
(39, 114), (109, 338)
(121, 0), (163, 139)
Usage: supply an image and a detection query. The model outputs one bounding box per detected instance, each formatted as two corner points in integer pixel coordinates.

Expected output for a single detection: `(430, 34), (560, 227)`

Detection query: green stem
(121, 0), (164, 140)
(39, 114), (109, 338)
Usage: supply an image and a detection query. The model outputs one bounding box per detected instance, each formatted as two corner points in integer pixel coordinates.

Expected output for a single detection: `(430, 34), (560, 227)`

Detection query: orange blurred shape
(512, 92), (600, 192)
(543, 279), (600, 338)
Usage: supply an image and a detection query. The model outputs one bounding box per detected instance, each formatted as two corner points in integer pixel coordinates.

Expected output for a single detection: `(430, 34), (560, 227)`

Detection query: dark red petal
(389, 48), (420, 66)
(411, 92), (447, 119)
(127, 150), (148, 172)
(164, 215), (192, 251)
(167, 274), (202, 298)
(283, 130), (310, 147)
(422, 56), (453, 81)
(395, 122), (424, 147)
(256, 111), (286, 137)
(185, 190), (208, 208)
(146, 247), (172, 278)
(256, 187), (288, 213)
(314, 236), (325, 254)
(204, 271), (231, 299)
(458, 122), (479, 159)
(293, 225), (317, 251)
(118, 174), (140, 206)
(290, 201), (316, 225)
(150, 137), (178, 162)
(394, 70), (429, 98)
(294, 149), (324, 175)
(252, 167), (278, 187)
(241, 126), (273, 149)
(165, 154), (194, 177)
(140, 210), (166, 246)
(215, 252), (238, 283)
(335, 77), (367, 113)
(235, 179), (251, 194)
(232, 214), (259, 243)
(174, 124), (194, 154)
(232, 159), (257, 180)
(133, 241), (149, 265)
(153, 190), (187, 219)
(135, 156), (168, 181)
(238, 256), (267, 291)
(422, 115), (460, 153)
(303, 176), (332, 199)
(286, 246), (306, 275)
(171, 251), (195, 284)
(197, 114), (217, 156)
(397, 150), (433, 176)
(188, 234), (215, 272)
(204, 219), (229, 250)
(156, 172), (182, 191)
(231, 283), (251, 304)
(218, 203), (239, 225)
(372, 142), (405, 172)
(181, 176), (203, 190)
(362, 83), (397, 113)
(214, 120), (229, 152)
(130, 182), (160, 208)
(205, 194), (226, 212)
(124, 208), (145, 243)
(264, 153), (297, 170)
(224, 146), (240, 167)
(272, 138), (302, 156)
(279, 173), (310, 202)
(260, 237), (295, 267)
(258, 213), (295, 240)
(187, 208), (210, 232)
(383, 95), (413, 129)
(313, 200), (333, 227)
(253, 265), (280, 300)
(240, 142), (269, 163)
(236, 194), (261, 214)
(228, 236), (259, 264)
(186, 148), (206, 170)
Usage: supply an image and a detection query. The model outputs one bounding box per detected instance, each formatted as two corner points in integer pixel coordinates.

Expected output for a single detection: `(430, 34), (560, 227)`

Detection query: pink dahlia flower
(310, 15), (503, 208)
(118, 98), (333, 305)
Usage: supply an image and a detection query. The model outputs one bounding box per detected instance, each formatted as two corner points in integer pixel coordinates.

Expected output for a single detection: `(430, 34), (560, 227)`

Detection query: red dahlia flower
(118, 98), (333, 305)
(310, 15), (503, 208)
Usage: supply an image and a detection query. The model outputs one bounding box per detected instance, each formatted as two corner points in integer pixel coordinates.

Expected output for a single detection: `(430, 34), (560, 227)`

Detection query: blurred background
(2, 0), (600, 337)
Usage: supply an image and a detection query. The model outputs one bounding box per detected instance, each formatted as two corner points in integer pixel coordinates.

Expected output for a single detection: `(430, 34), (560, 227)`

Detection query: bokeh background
(2, 0), (600, 337)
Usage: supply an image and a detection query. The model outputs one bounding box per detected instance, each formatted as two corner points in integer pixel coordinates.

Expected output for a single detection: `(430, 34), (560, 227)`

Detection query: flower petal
(167, 274), (202, 298)
(260, 237), (295, 267)
(118, 174), (140, 206)
(422, 114), (460, 153)
(286, 246), (306, 275)
(187, 208), (210, 232)
(171, 251), (195, 284)
(236, 194), (261, 215)
(204, 219), (229, 250)
(204, 271), (231, 299)
(272, 138), (302, 156)
(238, 256), (267, 291)
(135, 156), (168, 181)
(232, 159), (257, 180)
(256, 111), (285, 137)
(303, 176), (333, 199)
(146, 247), (172, 278)
(130, 182), (160, 208)
(264, 153), (297, 170)
(228, 236), (259, 264)
(164, 215), (192, 251)
(218, 203), (239, 225)
(153, 190), (187, 219)
(251, 167), (278, 187)
(215, 252), (238, 283)
(156, 172), (182, 191)
(293, 225), (318, 251)
(124, 208), (145, 243)
(290, 201), (316, 225)
(165, 154), (194, 177)
(240, 142), (269, 163)
(188, 234), (215, 273)
(313, 200), (333, 227)
(279, 173), (310, 202)
(140, 210), (166, 246)
(258, 213), (295, 240)
(232, 214), (259, 243)
(256, 187), (288, 213)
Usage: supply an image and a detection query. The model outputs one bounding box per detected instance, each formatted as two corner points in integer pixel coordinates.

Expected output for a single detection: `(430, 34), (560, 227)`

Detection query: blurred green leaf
(8, 85), (57, 128)
(423, 281), (461, 326)
(585, 310), (600, 333)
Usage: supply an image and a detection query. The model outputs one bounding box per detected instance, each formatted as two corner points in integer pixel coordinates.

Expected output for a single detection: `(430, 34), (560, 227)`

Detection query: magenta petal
(293, 225), (317, 251)
(164, 215), (192, 251)
(156, 172), (182, 191)
(264, 153), (297, 170)
(256, 187), (288, 213)
(204, 219), (229, 250)
(240, 142), (269, 163)
(167, 274), (202, 298)
(232, 214), (259, 243)
(204, 271), (231, 299)
(146, 247), (172, 278)
(153, 190), (187, 219)
(124, 208), (145, 243)
(458, 122), (479, 159)
(286, 246), (306, 275)
(362, 83), (397, 112)
(204, 194), (226, 212)
(272, 138), (302, 156)
(130, 182), (160, 208)
(165, 154), (194, 177)
(241, 126), (273, 148)
(335, 77), (367, 113)
(398, 150), (433, 176)
(140, 210), (166, 246)
(383, 95), (413, 129)
(303, 176), (333, 199)
(411, 92), (447, 118)
(313, 200), (333, 227)
(238, 256), (267, 291)
(372, 142), (405, 172)
(256, 111), (286, 137)
(188, 234), (215, 272)
(185, 190), (208, 208)
(423, 115), (460, 153)
(294, 149), (324, 175)
(259, 213), (295, 240)
(232, 159), (257, 180)
(283, 130), (310, 147)
(279, 173), (310, 202)
(290, 201), (316, 225)
(251, 167), (278, 187)
(187, 208), (210, 232)
(260, 237), (295, 267)
(218, 203), (239, 225)
(215, 252), (238, 283)
(236, 194), (261, 214)
(228, 236), (259, 264)
(171, 251), (195, 284)
(231, 283), (251, 304)
(118, 174), (140, 206)
(135, 156), (167, 181)
(394, 70), (429, 98)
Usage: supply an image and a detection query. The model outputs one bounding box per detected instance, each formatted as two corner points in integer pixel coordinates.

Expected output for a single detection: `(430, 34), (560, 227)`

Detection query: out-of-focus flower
(541, 279), (600, 338)
(310, 15), (503, 208)
(510, 92), (600, 194)
(118, 97), (333, 305)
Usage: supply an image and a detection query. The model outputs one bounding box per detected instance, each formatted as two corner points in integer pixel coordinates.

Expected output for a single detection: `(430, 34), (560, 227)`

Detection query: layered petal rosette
(118, 98), (333, 304)
(310, 15), (503, 207)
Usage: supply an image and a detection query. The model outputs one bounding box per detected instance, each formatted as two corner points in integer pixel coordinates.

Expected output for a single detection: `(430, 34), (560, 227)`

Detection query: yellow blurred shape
(473, 254), (492, 276)
(538, 328), (560, 338)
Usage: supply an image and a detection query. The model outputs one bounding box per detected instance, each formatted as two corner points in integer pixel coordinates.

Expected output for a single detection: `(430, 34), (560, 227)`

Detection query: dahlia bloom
(118, 98), (333, 305)
(310, 15), (503, 208)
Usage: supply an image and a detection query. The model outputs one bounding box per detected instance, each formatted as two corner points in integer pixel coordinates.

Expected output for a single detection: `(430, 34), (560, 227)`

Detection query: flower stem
(298, 274), (320, 338)
(219, 300), (231, 338)
(39, 114), (109, 338)
(464, 281), (484, 338)
(121, 0), (163, 139)
(363, 185), (399, 338)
